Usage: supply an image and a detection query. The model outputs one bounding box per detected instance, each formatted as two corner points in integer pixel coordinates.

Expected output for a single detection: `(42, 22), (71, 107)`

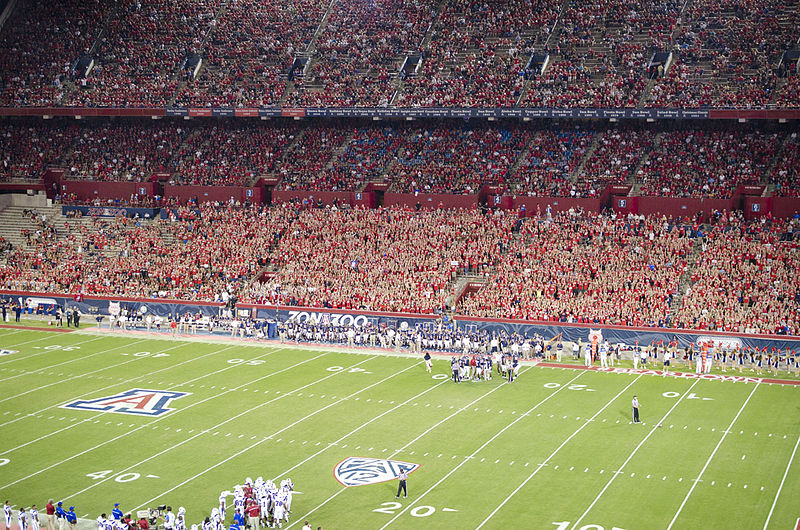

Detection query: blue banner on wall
(453, 319), (800, 352)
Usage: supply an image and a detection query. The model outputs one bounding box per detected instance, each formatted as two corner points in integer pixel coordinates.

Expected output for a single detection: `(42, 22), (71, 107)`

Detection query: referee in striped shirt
(396, 470), (408, 498)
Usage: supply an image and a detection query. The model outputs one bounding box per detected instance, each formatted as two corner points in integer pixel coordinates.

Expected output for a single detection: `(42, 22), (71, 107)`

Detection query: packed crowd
(0, 122), (76, 180)
(175, 0), (327, 108)
(396, 0), (559, 108)
(387, 126), (530, 194)
(638, 127), (779, 197)
(0, 203), (297, 300)
(770, 131), (800, 197)
(1, 202), (798, 335)
(505, 128), (595, 197)
(522, 0), (680, 108)
(245, 207), (515, 313)
(276, 126), (349, 190)
(646, 0), (798, 108)
(0, 0), (798, 108)
(0, 119), (798, 196)
(459, 210), (694, 327)
(674, 213), (800, 335)
(576, 126), (653, 195)
(65, 122), (187, 181)
(170, 124), (296, 186)
(66, 0), (221, 107)
(322, 127), (409, 190)
(0, 0), (109, 106)
(287, 0), (434, 108)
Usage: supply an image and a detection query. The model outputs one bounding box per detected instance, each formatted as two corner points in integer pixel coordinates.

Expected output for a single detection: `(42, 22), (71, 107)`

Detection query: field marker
(135, 360), (474, 513)
(0, 341), (237, 454)
(0, 346), (314, 489)
(0, 335), (110, 377)
(667, 382), (760, 530)
(381, 371), (596, 530)
(0, 331), (105, 360)
(288, 367), (540, 528)
(0, 338), (150, 397)
(570, 378), (702, 530)
(762, 432), (800, 530)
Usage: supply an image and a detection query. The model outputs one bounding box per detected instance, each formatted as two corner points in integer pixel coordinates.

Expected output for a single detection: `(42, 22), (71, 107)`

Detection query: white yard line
(566, 378), (701, 530)
(0, 334), (107, 365)
(132, 359), (426, 510)
(0, 341), (235, 455)
(665, 381), (760, 530)
(0, 344), (304, 489)
(763, 432), (800, 530)
(375, 370), (586, 530)
(0, 339), (155, 400)
(57, 353), (365, 502)
(286, 368), (540, 528)
(476, 373), (645, 529)
(269, 378), (451, 482)
(0, 335), (120, 383)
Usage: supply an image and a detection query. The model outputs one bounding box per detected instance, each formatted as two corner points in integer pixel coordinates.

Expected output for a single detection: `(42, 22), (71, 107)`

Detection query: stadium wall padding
(3, 290), (798, 351)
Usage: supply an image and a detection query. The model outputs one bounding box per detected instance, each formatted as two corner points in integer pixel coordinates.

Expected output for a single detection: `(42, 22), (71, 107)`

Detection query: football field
(1, 326), (799, 530)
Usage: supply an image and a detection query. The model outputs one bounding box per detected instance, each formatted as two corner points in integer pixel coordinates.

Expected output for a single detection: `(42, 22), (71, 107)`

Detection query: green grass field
(1, 326), (799, 530)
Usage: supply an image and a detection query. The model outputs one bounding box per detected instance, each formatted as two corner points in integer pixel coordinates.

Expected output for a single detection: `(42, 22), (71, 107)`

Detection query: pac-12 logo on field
(61, 389), (190, 416)
(334, 457), (420, 487)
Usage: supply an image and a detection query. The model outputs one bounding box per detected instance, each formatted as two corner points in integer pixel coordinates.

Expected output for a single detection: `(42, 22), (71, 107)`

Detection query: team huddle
(450, 351), (521, 383)
(215, 478), (295, 530)
(4, 478), (295, 530)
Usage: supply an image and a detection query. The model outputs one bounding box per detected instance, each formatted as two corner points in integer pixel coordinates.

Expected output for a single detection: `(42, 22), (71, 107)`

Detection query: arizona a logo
(61, 389), (189, 416)
(334, 457), (420, 487)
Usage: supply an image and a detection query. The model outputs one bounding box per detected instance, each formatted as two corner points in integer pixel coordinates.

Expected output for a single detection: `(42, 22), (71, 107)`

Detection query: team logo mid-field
(61, 389), (189, 416)
(334, 457), (420, 487)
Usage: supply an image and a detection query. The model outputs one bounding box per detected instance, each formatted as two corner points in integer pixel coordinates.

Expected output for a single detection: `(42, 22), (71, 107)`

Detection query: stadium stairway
(571, 129), (604, 184)
(665, 233), (704, 325)
(0, 204), (65, 248)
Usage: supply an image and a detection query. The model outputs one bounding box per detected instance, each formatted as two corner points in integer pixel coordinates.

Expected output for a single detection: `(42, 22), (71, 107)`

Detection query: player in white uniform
(282, 479), (293, 513)
(4, 501), (12, 530)
(30, 506), (39, 530)
(218, 493), (226, 521)
(599, 342), (608, 368)
(96, 515), (107, 530)
(271, 494), (285, 528)
(176, 508), (186, 530)
(18, 507), (27, 530)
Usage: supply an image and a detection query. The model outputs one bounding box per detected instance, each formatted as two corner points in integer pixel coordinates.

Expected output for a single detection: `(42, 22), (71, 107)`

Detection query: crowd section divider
(1, 107), (800, 120)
